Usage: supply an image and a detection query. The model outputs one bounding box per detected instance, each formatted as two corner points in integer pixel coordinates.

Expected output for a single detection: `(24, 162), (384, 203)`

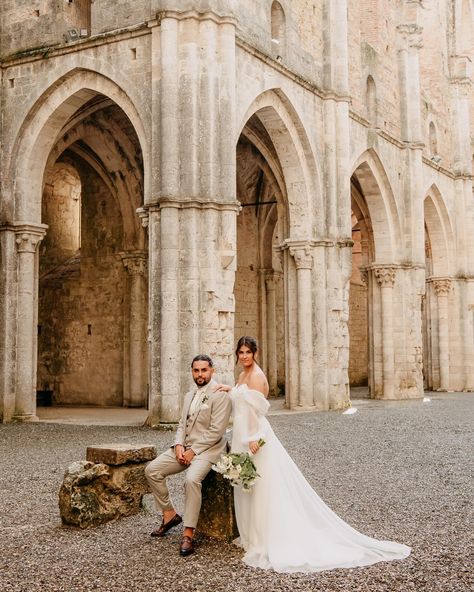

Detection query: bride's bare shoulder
(246, 369), (269, 397)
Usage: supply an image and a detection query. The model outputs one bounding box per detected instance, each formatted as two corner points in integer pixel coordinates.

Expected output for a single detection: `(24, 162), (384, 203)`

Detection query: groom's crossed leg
(145, 449), (212, 537)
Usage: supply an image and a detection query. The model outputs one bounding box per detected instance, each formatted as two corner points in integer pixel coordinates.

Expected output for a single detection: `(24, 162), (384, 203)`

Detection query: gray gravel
(0, 392), (473, 592)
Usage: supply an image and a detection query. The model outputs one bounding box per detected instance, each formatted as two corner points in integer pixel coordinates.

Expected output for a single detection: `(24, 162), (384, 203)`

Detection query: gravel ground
(0, 392), (472, 592)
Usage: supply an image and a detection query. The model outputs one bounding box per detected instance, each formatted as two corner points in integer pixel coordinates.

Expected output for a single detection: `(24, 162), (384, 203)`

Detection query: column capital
(121, 252), (148, 276)
(136, 207), (149, 228)
(374, 266), (396, 287)
(264, 270), (278, 290)
(430, 278), (452, 296)
(397, 23), (423, 50)
(289, 245), (313, 270)
(14, 223), (48, 253)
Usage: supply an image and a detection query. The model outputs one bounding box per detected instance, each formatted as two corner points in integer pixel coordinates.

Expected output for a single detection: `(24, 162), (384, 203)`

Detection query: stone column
(432, 279), (451, 391)
(121, 253), (148, 407)
(374, 267), (396, 399)
(13, 224), (47, 421)
(289, 246), (314, 407)
(264, 272), (278, 396)
(146, 9), (237, 425)
(397, 10), (425, 261)
(0, 226), (18, 422)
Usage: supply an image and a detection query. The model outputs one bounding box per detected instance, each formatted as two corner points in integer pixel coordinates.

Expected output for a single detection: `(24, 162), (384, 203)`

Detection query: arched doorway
(9, 71), (148, 419)
(234, 90), (323, 408)
(349, 176), (375, 394)
(349, 152), (401, 400)
(423, 189), (454, 392)
(37, 95), (147, 408)
(235, 119), (287, 397)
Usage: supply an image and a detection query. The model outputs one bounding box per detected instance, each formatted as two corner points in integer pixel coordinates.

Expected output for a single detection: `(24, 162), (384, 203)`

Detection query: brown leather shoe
(150, 513), (182, 537)
(179, 535), (195, 556)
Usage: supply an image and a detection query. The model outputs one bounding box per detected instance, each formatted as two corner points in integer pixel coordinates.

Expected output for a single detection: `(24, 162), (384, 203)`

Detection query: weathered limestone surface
(197, 470), (239, 543)
(86, 444), (156, 466)
(59, 444), (155, 528)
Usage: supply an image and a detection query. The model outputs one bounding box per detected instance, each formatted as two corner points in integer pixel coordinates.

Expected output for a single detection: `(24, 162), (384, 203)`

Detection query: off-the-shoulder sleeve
(232, 385), (270, 444)
(240, 386), (270, 416)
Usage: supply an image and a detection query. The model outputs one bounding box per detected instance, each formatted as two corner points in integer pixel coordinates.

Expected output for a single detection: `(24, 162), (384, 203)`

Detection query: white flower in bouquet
(212, 440), (265, 491)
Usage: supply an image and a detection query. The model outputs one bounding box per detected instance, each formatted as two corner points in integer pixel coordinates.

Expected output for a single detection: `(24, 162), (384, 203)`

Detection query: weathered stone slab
(197, 470), (239, 542)
(86, 444), (156, 465)
(59, 459), (151, 528)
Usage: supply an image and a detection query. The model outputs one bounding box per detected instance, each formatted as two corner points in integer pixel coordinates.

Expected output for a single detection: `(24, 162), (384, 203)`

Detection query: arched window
(429, 121), (438, 156)
(271, 1), (286, 59)
(366, 76), (377, 124)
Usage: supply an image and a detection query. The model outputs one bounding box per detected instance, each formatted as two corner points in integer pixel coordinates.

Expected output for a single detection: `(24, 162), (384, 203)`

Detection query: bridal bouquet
(212, 439), (265, 491)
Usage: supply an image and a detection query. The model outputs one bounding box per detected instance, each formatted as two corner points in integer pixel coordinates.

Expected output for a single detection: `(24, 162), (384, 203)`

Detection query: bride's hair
(235, 335), (258, 363)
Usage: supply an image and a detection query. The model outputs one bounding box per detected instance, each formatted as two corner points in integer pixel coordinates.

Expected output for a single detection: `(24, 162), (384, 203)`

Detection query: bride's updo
(235, 335), (258, 362)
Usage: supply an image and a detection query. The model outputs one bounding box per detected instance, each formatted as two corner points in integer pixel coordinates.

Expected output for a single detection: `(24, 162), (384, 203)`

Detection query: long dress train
(230, 384), (411, 573)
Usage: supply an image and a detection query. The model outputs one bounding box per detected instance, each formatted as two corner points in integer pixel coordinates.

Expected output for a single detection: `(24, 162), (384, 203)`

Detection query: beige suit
(145, 379), (232, 529)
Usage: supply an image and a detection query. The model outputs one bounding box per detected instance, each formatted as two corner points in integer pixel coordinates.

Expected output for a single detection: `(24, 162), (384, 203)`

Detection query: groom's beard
(193, 377), (210, 387)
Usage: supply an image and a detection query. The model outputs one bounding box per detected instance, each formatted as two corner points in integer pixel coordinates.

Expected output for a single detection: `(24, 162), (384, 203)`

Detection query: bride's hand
(249, 441), (260, 454)
(213, 383), (232, 393)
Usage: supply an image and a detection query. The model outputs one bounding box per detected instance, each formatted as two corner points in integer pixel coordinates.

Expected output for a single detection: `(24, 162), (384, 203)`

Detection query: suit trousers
(145, 448), (213, 529)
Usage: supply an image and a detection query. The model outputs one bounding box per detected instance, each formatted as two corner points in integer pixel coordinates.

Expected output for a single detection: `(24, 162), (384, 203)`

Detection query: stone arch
(423, 184), (455, 277)
(9, 68), (149, 417)
(351, 149), (402, 262)
(235, 89), (322, 406)
(9, 68), (149, 223)
(349, 149), (401, 399)
(45, 118), (144, 250)
(422, 184), (456, 391)
(238, 88), (324, 238)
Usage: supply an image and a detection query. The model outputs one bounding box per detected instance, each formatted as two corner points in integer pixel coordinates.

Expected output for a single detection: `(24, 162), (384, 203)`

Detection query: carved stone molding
(359, 267), (369, 286)
(432, 278), (452, 296)
(289, 246), (313, 270)
(374, 266), (396, 287)
(121, 253), (148, 276)
(264, 271), (277, 291)
(397, 23), (423, 49)
(14, 224), (47, 253)
(136, 207), (149, 228)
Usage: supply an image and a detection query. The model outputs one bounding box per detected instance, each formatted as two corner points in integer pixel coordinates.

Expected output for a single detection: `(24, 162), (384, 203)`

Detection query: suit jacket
(174, 378), (232, 463)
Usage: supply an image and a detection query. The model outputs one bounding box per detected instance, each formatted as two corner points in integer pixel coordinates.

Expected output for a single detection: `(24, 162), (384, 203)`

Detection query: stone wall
(349, 282), (368, 387)
(38, 158), (125, 406)
(0, 0), (93, 56)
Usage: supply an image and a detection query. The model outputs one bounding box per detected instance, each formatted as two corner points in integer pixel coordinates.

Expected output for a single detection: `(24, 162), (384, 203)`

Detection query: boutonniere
(202, 392), (210, 405)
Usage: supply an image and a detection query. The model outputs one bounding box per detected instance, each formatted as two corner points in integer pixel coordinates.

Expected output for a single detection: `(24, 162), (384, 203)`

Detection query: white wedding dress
(230, 384), (411, 573)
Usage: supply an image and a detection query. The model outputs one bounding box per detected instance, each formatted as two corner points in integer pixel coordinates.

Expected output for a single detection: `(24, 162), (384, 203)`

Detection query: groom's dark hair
(191, 354), (214, 368)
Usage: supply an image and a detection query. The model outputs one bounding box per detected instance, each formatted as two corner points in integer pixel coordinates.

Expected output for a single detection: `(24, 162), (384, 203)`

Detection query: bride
(213, 335), (411, 573)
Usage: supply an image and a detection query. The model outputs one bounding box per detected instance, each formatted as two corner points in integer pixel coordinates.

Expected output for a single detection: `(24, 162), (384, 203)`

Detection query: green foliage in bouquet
(212, 439), (265, 491)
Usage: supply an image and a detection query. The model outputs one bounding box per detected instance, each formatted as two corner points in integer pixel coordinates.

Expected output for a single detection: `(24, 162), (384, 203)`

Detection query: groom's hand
(182, 449), (195, 465)
(175, 444), (185, 464)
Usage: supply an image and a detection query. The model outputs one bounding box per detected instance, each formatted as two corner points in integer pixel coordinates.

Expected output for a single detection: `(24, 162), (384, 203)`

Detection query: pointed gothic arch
(235, 88), (323, 408)
(8, 69), (149, 420)
(8, 68), (149, 224)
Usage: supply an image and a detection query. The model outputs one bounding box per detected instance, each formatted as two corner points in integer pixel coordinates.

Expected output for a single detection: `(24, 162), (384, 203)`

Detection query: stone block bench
(59, 444), (239, 541)
(59, 444), (155, 528)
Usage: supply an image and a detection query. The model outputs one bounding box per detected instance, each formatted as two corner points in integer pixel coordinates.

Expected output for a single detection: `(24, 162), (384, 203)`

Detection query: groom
(145, 354), (232, 556)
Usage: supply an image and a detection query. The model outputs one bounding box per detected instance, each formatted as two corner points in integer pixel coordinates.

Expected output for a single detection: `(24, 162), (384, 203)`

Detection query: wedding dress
(230, 384), (411, 573)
